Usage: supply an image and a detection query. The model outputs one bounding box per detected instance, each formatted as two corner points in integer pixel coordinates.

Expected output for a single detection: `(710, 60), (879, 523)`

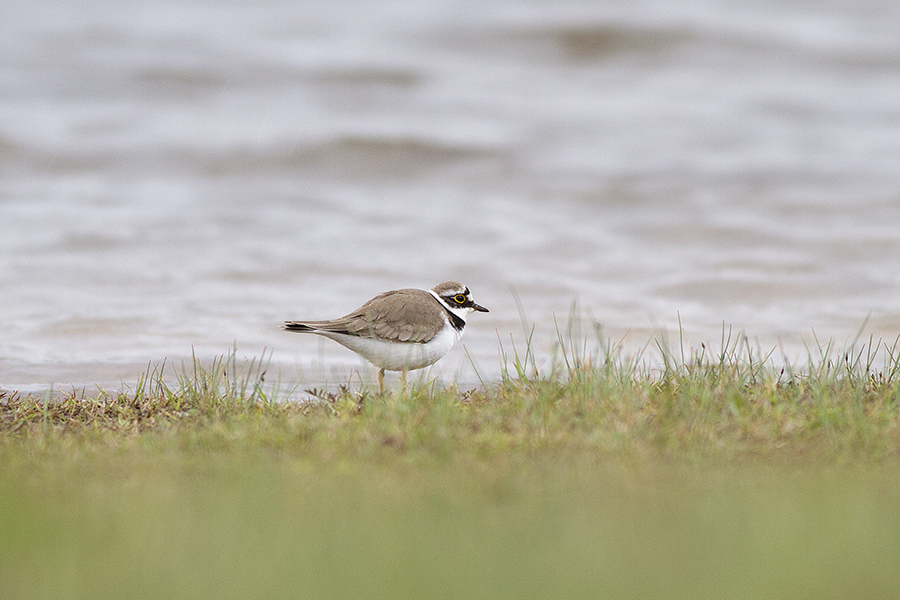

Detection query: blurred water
(2, 0), (900, 392)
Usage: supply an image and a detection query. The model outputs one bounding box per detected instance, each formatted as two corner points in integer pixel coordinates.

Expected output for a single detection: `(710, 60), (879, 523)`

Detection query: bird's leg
(400, 370), (408, 392)
(378, 368), (385, 396)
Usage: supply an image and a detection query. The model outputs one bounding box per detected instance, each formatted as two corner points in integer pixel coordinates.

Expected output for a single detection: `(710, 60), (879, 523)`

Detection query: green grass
(3, 330), (900, 599)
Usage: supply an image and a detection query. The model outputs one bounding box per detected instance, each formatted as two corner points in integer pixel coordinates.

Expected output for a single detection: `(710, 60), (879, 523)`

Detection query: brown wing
(285, 288), (445, 343)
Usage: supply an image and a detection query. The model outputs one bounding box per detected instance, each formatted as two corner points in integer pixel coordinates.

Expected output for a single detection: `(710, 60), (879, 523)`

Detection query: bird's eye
(453, 294), (466, 304)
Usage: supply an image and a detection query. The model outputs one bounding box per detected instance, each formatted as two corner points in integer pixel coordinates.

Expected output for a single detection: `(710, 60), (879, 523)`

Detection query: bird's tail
(283, 321), (316, 332)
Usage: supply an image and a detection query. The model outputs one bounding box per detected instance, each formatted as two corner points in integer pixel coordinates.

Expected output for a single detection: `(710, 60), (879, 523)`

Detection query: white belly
(316, 326), (463, 371)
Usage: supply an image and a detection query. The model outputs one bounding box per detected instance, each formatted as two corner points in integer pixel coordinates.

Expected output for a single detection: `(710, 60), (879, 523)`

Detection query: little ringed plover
(283, 281), (488, 391)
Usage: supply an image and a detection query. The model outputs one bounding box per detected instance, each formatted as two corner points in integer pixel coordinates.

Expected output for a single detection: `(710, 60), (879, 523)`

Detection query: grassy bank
(3, 334), (900, 599)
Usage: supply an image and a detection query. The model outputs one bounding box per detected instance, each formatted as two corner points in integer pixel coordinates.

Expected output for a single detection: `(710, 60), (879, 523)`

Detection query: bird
(283, 281), (488, 393)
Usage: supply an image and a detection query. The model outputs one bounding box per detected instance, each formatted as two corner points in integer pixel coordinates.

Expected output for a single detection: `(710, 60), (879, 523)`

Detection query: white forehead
(431, 281), (467, 296)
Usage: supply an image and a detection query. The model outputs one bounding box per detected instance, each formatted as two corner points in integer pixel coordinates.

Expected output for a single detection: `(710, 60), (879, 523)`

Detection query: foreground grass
(3, 337), (900, 599)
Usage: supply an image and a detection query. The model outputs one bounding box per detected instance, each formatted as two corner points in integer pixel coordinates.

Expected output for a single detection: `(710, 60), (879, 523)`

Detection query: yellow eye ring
(453, 294), (466, 304)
